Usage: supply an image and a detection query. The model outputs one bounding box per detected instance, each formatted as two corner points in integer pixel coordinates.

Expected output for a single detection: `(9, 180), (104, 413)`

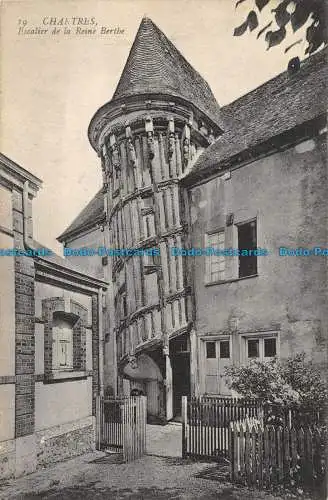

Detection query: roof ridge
(221, 47), (327, 114)
(184, 46), (327, 183)
(57, 188), (104, 241)
(145, 18), (215, 99)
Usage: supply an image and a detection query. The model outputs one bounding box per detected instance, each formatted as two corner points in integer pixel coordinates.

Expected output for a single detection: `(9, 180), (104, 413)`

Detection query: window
(247, 339), (259, 358)
(238, 220), (257, 278)
(42, 298), (88, 378)
(245, 336), (277, 361)
(206, 231), (225, 282)
(143, 272), (158, 306)
(143, 213), (155, 238)
(206, 341), (216, 359)
(264, 338), (276, 357)
(219, 340), (230, 359)
(52, 321), (73, 371)
(206, 340), (230, 359)
(121, 293), (128, 318)
(141, 197), (155, 239)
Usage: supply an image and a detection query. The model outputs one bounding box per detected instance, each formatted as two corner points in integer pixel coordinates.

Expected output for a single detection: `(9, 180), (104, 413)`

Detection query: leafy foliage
(225, 353), (328, 413)
(234, 0), (327, 55)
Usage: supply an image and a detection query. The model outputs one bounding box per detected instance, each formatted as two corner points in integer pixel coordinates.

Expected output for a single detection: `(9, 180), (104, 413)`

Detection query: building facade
(59, 17), (223, 422)
(0, 153), (107, 479)
(59, 18), (327, 421)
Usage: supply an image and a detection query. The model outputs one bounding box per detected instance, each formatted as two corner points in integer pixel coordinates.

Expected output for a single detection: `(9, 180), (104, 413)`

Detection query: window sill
(205, 274), (258, 287)
(44, 370), (89, 383)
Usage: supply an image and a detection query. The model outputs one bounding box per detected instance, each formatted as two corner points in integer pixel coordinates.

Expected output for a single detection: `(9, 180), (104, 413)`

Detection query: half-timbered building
(58, 18), (327, 422)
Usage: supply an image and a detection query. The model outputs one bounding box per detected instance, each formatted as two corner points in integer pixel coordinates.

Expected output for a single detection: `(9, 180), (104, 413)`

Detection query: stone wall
(188, 135), (327, 391)
(36, 417), (95, 468)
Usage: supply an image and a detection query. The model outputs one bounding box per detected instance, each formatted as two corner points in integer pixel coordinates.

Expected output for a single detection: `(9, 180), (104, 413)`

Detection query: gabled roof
(62, 48), (327, 241)
(0, 152), (42, 196)
(57, 189), (105, 242)
(112, 17), (221, 125)
(183, 48), (327, 184)
(33, 241), (107, 289)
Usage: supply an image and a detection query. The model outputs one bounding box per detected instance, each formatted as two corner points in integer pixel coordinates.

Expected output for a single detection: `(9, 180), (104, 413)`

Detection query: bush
(224, 353), (328, 416)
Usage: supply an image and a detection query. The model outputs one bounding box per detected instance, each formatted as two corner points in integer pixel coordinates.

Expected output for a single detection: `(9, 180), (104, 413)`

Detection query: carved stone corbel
(167, 118), (175, 160)
(128, 354), (138, 369)
(109, 134), (121, 171)
(181, 123), (191, 168)
(125, 126), (137, 168)
(145, 116), (155, 160)
(182, 138), (190, 167)
(102, 142), (112, 177)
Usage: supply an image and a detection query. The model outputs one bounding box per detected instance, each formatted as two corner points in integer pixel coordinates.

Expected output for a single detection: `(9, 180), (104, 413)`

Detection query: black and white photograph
(0, 0), (327, 498)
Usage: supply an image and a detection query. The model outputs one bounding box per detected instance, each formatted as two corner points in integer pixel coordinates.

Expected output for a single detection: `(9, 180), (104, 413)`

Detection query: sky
(1, 0), (310, 253)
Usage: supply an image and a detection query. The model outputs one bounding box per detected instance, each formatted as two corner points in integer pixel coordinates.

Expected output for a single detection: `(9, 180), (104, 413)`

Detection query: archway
(122, 353), (164, 422)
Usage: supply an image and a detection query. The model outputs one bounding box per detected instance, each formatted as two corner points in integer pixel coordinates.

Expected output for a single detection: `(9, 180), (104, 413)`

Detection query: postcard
(0, 1), (327, 498)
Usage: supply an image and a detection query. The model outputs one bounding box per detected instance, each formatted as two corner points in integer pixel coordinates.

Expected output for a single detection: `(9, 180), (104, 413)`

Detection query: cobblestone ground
(0, 451), (306, 500)
(146, 422), (182, 457)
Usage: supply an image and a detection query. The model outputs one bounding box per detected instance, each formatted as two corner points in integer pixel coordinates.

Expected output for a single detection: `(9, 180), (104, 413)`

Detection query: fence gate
(96, 396), (147, 462)
(181, 396), (262, 461)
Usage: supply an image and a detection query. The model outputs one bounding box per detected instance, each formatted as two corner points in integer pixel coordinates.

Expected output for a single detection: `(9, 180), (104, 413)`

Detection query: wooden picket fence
(96, 396), (147, 462)
(182, 396), (262, 460)
(123, 396), (147, 462)
(230, 421), (327, 490)
(97, 397), (124, 450)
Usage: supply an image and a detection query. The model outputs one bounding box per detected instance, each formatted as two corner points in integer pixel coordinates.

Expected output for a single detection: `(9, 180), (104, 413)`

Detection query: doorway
(170, 334), (191, 418)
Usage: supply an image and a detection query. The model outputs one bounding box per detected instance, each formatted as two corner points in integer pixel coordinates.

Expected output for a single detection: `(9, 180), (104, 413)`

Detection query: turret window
(143, 272), (158, 306)
(141, 196), (155, 239)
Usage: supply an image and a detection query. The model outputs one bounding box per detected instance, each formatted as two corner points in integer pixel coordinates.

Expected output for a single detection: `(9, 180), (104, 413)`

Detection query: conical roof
(112, 17), (221, 125)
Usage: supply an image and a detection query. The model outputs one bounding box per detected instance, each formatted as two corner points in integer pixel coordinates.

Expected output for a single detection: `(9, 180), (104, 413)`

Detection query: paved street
(0, 450), (301, 500)
(146, 422), (182, 457)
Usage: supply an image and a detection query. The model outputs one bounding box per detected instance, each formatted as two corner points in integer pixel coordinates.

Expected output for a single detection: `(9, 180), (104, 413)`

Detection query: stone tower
(88, 17), (222, 421)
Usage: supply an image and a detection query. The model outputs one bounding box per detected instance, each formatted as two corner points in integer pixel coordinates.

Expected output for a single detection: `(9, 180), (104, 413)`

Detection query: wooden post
(189, 329), (198, 396)
(141, 395), (147, 455)
(96, 395), (99, 450)
(95, 395), (102, 450)
(228, 422), (233, 481)
(165, 353), (173, 421)
(182, 395), (188, 458)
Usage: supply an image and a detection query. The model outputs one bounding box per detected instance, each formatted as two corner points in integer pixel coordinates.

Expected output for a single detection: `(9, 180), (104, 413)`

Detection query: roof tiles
(184, 48), (327, 183)
(112, 17), (221, 124)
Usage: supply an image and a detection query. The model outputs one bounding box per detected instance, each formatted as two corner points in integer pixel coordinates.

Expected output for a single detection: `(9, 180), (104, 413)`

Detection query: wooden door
(204, 338), (231, 395)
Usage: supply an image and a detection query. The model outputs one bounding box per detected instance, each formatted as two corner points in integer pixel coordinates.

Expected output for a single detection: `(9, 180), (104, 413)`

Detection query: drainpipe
(98, 288), (104, 397)
(22, 181), (43, 255)
(23, 181), (34, 251)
